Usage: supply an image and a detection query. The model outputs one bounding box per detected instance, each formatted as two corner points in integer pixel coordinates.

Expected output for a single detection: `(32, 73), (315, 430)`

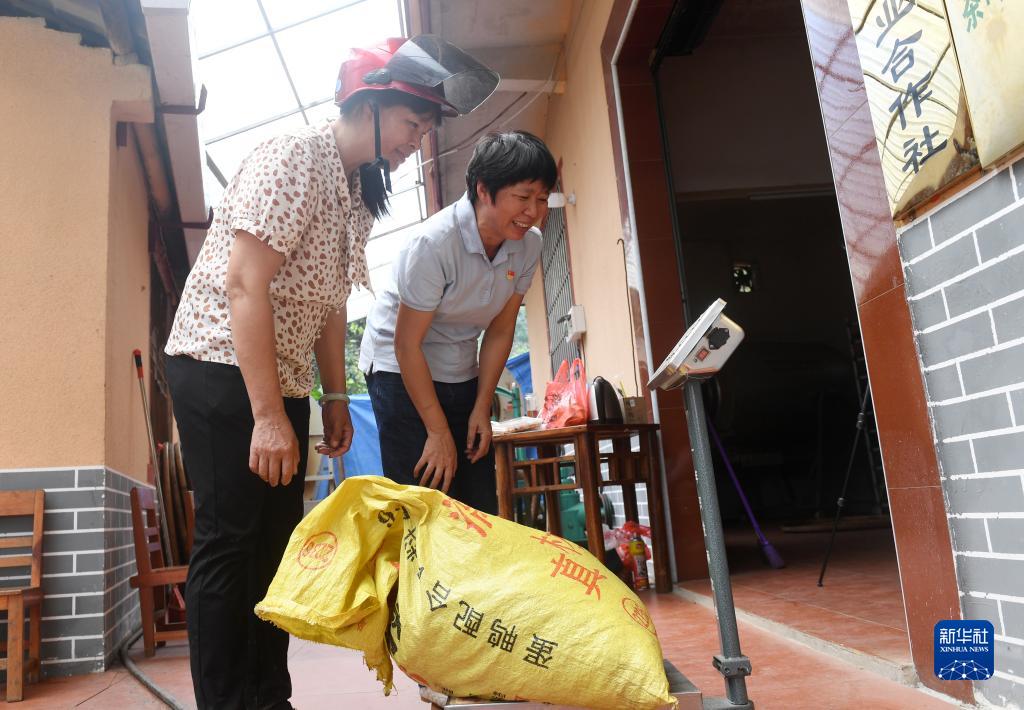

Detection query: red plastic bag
(539, 358), (589, 429)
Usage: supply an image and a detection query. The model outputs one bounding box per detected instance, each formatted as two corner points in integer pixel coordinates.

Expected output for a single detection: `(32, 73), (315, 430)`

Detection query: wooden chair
(129, 487), (188, 656)
(0, 490), (44, 702)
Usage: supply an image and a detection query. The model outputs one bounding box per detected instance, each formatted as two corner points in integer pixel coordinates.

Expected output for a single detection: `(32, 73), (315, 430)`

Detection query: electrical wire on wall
(416, 42), (566, 170)
(617, 237), (641, 396)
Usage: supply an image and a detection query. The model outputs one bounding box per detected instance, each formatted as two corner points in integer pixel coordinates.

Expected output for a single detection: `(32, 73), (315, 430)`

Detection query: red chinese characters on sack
(621, 597), (657, 635)
(443, 498), (493, 538)
(297, 531), (337, 570)
(549, 553), (605, 599)
(530, 532), (585, 556)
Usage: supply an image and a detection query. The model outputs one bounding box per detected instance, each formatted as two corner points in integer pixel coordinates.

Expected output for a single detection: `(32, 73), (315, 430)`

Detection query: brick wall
(0, 467), (146, 678)
(898, 157), (1024, 707)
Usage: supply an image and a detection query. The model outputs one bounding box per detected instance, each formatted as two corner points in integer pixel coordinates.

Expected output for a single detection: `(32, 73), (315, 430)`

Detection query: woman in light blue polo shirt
(360, 131), (557, 513)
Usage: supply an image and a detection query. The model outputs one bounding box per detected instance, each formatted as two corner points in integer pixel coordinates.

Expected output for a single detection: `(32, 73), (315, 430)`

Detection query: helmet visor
(386, 35), (499, 115)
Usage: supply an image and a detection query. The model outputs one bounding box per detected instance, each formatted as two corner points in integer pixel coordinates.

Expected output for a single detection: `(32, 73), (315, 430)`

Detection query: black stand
(817, 386), (871, 587)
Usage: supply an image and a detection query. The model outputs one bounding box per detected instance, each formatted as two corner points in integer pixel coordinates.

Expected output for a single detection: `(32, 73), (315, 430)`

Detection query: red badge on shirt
(506, 270), (516, 281)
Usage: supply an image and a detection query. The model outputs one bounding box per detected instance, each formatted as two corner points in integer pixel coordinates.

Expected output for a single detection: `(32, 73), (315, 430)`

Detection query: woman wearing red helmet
(164, 36), (496, 710)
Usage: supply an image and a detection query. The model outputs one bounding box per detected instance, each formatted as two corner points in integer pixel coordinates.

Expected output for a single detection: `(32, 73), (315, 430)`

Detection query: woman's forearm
(395, 344), (450, 433)
(475, 326), (515, 412)
(229, 291), (286, 419)
(315, 307), (347, 394)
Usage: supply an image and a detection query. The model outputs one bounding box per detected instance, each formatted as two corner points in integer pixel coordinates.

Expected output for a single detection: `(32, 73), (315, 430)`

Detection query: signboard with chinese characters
(846, 0), (978, 216)
(944, 0), (1024, 167)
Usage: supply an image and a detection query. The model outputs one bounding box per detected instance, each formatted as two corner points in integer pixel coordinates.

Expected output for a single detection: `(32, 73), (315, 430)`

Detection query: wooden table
(492, 423), (672, 593)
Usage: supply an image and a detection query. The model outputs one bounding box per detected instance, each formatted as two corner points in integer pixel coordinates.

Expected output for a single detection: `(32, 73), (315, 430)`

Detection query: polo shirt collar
(454, 192), (524, 266)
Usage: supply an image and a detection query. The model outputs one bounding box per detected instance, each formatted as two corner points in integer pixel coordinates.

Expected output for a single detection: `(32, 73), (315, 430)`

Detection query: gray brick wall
(0, 467), (147, 679)
(898, 156), (1024, 706)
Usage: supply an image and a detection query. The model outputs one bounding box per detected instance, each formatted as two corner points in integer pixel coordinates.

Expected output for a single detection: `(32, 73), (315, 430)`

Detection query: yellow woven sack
(255, 476), (676, 709)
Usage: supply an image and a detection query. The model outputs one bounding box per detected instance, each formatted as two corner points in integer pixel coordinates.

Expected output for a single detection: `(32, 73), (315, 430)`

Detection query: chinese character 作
(523, 634), (559, 669)
(453, 601), (485, 639)
(888, 70), (934, 130)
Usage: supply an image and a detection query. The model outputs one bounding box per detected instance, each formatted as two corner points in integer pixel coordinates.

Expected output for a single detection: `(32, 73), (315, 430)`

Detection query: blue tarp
(506, 351), (533, 394)
(313, 394), (380, 498)
(314, 353), (533, 498)
(341, 394), (381, 476)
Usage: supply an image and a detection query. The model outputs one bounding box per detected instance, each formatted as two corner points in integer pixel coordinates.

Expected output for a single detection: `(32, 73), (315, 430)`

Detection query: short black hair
(339, 89), (444, 219)
(466, 131), (557, 205)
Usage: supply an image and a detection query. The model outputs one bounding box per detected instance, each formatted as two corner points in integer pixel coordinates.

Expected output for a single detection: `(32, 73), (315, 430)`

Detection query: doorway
(652, 0), (910, 669)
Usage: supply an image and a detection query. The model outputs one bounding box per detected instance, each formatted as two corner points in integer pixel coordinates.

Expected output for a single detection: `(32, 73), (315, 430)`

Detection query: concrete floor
(8, 591), (962, 709)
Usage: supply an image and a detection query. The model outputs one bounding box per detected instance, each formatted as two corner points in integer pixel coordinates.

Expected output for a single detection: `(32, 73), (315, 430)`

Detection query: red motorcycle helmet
(334, 35), (498, 118)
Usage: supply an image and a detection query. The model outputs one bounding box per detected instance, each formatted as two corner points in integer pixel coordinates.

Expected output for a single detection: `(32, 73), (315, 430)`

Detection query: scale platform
(418, 659), (702, 709)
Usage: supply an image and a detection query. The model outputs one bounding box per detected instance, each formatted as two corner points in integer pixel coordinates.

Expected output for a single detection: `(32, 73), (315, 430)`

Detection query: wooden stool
(0, 490), (44, 702)
(493, 423), (672, 593)
(129, 487), (189, 656)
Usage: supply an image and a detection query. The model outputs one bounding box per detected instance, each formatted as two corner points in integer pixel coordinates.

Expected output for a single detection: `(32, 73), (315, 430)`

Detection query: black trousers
(166, 355), (309, 710)
(366, 370), (497, 515)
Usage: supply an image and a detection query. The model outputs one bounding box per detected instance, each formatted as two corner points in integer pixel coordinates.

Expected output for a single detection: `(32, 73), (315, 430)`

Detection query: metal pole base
(703, 698), (755, 710)
(684, 380), (753, 708)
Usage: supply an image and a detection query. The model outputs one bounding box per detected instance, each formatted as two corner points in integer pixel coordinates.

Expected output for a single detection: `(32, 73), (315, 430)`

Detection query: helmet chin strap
(367, 102), (392, 193)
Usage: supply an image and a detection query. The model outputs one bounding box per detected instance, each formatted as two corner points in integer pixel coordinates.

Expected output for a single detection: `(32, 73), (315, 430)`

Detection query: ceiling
(427, 0), (574, 205)
(2, 0), (577, 319)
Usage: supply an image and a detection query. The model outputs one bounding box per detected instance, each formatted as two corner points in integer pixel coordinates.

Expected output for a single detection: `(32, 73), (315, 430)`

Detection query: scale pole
(684, 379), (752, 707)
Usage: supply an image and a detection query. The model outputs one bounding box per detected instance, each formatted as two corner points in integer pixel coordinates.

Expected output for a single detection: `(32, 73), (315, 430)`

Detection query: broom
(707, 418), (785, 569)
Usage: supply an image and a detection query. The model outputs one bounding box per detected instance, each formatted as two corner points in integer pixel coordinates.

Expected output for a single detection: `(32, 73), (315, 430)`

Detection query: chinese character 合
(882, 29), (922, 83)
(875, 0), (916, 48)
(488, 618), (519, 653)
(963, 0), (990, 32)
(426, 580), (451, 612)
(523, 634), (558, 669)
(404, 526), (418, 562)
(454, 601), (484, 638)
(550, 553), (606, 599)
(888, 70), (934, 130)
(902, 125), (947, 174)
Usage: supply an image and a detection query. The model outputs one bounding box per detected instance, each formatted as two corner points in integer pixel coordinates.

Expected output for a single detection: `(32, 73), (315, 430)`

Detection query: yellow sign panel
(944, 0), (1024, 167)
(846, 0), (977, 216)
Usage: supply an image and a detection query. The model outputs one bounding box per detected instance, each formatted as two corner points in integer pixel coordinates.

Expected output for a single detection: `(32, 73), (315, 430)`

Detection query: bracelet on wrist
(320, 392), (350, 404)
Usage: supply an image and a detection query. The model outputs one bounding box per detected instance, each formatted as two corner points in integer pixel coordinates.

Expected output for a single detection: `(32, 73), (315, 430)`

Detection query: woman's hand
(415, 428), (458, 492)
(316, 400), (354, 458)
(465, 406), (493, 463)
(250, 412), (301, 486)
